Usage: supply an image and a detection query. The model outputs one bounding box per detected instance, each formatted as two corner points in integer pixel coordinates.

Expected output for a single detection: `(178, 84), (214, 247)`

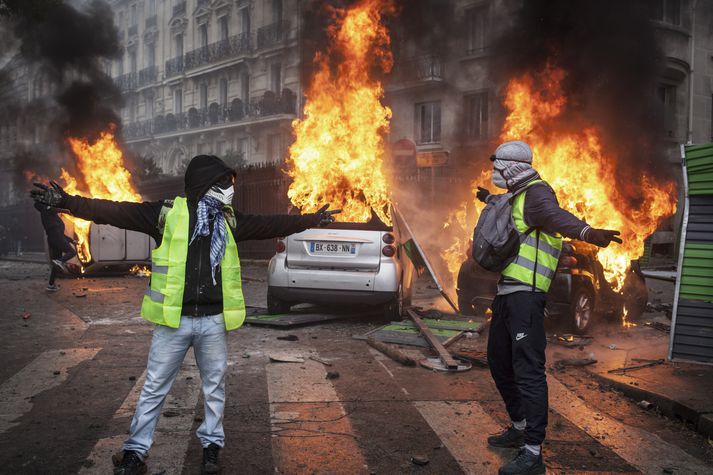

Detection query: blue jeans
(123, 314), (228, 455)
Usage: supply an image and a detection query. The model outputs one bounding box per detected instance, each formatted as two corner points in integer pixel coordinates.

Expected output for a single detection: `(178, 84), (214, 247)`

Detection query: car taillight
(559, 255), (577, 268)
(382, 244), (396, 257)
(382, 233), (395, 244)
(275, 240), (286, 253)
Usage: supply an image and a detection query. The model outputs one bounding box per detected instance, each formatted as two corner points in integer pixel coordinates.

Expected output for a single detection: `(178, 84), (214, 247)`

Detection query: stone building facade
(111, 0), (301, 174)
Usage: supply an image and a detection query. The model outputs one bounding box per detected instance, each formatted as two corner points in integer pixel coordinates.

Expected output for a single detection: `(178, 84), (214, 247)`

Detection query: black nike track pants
(487, 291), (548, 446)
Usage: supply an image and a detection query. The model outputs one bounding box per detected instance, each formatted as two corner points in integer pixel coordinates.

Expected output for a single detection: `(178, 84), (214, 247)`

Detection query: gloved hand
(476, 187), (491, 203)
(310, 204), (341, 228)
(30, 181), (69, 208)
(584, 228), (622, 248)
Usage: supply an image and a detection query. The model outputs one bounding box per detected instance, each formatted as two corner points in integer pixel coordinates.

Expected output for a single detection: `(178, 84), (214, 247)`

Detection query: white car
(267, 218), (414, 319)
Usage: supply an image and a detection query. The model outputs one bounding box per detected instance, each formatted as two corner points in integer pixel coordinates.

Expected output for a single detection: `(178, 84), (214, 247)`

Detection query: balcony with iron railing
(256, 21), (289, 50)
(138, 66), (158, 87)
(145, 15), (157, 29)
(389, 53), (443, 87)
(173, 1), (186, 17)
(123, 90), (297, 140)
(165, 56), (184, 78)
(115, 72), (137, 92)
(184, 33), (251, 70)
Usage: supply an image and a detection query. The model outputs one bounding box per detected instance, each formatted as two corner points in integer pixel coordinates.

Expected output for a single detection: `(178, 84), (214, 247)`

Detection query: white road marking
(548, 375), (711, 474)
(0, 348), (100, 434)
(414, 401), (511, 475)
(266, 350), (368, 474)
(80, 355), (201, 475)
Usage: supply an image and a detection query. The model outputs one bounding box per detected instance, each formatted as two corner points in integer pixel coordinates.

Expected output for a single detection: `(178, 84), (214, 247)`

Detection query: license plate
(309, 241), (356, 255)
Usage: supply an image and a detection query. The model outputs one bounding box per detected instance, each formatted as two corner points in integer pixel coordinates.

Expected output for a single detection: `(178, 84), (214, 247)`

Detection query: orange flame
(286, 0), (395, 225)
(60, 129), (141, 264)
(444, 65), (677, 291)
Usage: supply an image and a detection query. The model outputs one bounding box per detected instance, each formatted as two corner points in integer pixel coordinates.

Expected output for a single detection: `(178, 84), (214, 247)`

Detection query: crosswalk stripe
(80, 355), (201, 475)
(266, 351), (369, 474)
(0, 348), (100, 434)
(414, 401), (511, 474)
(548, 375), (711, 474)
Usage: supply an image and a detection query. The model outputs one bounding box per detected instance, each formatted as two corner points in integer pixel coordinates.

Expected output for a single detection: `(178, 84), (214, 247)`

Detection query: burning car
(267, 214), (413, 319)
(456, 240), (648, 333)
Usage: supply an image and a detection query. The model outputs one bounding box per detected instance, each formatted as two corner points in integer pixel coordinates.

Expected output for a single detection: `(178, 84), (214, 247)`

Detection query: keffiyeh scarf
(189, 195), (227, 285)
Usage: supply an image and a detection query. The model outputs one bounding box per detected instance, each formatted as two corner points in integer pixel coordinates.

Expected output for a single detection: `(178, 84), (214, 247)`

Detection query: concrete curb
(0, 256), (48, 265)
(587, 370), (713, 439)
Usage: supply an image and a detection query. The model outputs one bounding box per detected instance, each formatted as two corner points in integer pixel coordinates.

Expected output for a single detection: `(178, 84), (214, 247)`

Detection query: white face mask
(205, 184), (234, 205)
(492, 168), (508, 189)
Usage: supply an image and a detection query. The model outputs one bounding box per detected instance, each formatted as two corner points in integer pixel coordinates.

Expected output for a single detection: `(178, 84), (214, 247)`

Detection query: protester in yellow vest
(475, 141), (621, 475)
(31, 155), (337, 475)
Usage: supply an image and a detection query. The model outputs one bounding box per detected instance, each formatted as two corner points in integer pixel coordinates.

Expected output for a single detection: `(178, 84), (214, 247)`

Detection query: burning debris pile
(287, 0), (395, 225)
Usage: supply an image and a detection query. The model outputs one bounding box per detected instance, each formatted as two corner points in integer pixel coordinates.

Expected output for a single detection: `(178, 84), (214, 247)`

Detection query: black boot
(498, 448), (545, 475)
(113, 450), (147, 475)
(202, 443), (221, 474)
(487, 426), (524, 448)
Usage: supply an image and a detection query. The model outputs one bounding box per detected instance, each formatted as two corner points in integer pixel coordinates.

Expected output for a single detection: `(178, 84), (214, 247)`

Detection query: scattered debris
(453, 350), (488, 368)
(411, 455), (429, 466)
(644, 321), (671, 333)
(242, 353), (250, 359)
(21, 312), (31, 320)
(407, 309), (460, 371)
(608, 344), (617, 350)
(269, 354), (305, 363)
(326, 371), (340, 380)
(59, 351), (66, 356)
(73, 292), (87, 298)
(309, 355), (333, 367)
(277, 334), (299, 341)
(637, 400), (653, 410)
(366, 338), (417, 367)
(128, 376), (136, 381)
(419, 357), (472, 372)
(608, 359), (665, 374)
(162, 410), (180, 418)
(549, 334), (593, 347)
(53, 370), (60, 375)
(553, 357), (597, 370)
(194, 415), (203, 422)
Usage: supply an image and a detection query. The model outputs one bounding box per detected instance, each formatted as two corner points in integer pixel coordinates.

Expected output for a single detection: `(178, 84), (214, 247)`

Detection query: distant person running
(34, 202), (76, 291)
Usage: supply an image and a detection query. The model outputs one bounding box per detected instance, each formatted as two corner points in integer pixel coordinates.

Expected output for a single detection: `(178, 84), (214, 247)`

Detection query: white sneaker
(52, 259), (68, 273)
(46, 284), (60, 292)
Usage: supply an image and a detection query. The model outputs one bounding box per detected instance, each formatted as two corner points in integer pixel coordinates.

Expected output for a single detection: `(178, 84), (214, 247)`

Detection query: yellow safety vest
(140, 196), (246, 330)
(501, 180), (563, 292)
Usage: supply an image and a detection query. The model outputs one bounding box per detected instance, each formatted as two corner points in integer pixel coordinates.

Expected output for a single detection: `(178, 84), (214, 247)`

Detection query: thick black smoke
(12, 0), (122, 139)
(491, 0), (669, 186)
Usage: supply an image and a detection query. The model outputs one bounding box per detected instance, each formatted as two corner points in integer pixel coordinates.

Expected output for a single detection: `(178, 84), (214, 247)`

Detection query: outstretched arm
(31, 181), (164, 241)
(232, 205), (339, 242)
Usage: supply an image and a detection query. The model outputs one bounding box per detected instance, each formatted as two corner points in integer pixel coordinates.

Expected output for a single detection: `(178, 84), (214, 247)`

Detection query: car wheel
(383, 284), (405, 321)
(267, 288), (291, 315)
(570, 287), (595, 334)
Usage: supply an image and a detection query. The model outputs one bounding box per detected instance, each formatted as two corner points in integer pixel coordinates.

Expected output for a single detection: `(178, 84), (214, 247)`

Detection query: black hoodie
(63, 155), (320, 316)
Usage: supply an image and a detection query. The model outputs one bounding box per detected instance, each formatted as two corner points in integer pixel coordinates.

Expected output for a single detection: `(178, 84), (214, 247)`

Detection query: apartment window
(415, 101), (441, 144)
(219, 16), (229, 41)
(146, 93), (155, 118)
(147, 44), (156, 68)
(130, 51), (137, 74)
(199, 24), (209, 48)
(175, 34), (184, 57)
(267, 133), (283, 162)
(271, 64), (281, 94)
(466, 6), (487, 54)
(238, 137), (249, 162)
(130, 4), (137, 26)
(241, 71), (250, 103)
(118, 11), (124, 29)
(657, 84), (677, 138)
(220, 78), (228, 106)
(272, 0), (283, 23)
(466, 92), (489, 140)
(148, 0), (156, 16)
(240, 8), (251, 35)
(116, 57), (124, 76)
(174, 88), (183, 113)
(200, 83), (208, 109)
(651, 0), (681, 26)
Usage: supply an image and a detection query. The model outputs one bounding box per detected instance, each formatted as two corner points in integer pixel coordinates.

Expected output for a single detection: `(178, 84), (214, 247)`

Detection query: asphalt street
(0, 260), (712, 475)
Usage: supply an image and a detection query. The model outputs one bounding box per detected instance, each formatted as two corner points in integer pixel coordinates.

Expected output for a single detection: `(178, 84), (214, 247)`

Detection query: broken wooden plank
(406, 309), (459, 370)
(366, 338), (417, 367)
(607, 359), (665, 374)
